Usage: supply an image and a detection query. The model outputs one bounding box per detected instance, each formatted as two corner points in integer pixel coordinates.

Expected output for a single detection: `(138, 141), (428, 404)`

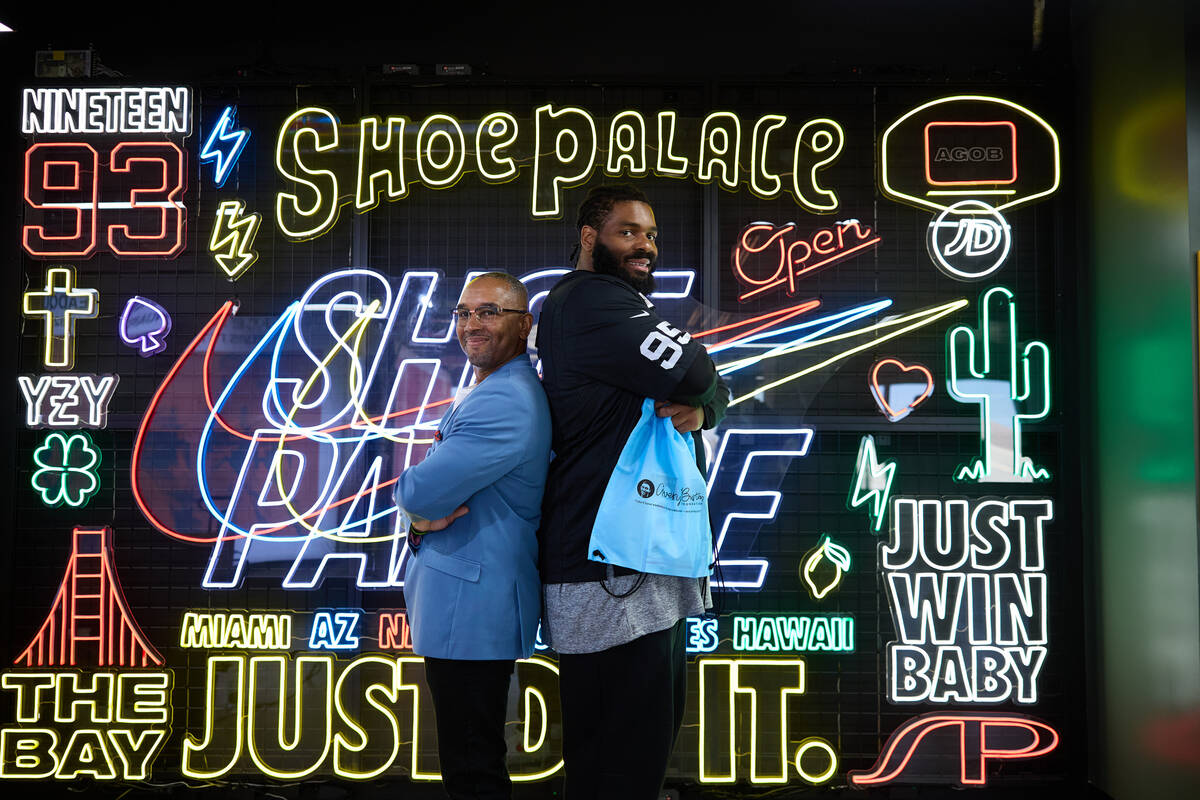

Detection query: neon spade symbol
(869, 358), (934, 422)
(119, 296), (172, 356)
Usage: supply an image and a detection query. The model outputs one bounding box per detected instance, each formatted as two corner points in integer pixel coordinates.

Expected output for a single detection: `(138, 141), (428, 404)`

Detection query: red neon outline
(43, 160), (80, 191)
(811, 228), (836, 255)
(695, 300), (821, 351)
(197, 308), (453, 443)
(868, 358), (934, 421)
(848, 713), (1059, 787)
(738, 237), (881, 301)
(132, 302), (235, 542)
(22, 143), (99, 258)
(923, 121), (1018, 186)
(731, 223), (795, 287)
(378, 611), (413, 650)
(733, 221), (880, 301)
(107, 142), (187, 258)
(15, 527), (163, 667)
(693, 302), (818, 339)
(133, 302), (456, 544)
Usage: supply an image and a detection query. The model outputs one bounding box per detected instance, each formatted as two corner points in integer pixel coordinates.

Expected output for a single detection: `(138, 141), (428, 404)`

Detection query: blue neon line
(198, 303), (408, 542)
(714, 298), (893, 376)
(197, 304), (299, 537)
(707, 298), (892, 356)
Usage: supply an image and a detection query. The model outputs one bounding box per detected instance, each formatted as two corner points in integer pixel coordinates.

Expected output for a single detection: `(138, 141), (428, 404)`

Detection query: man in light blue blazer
(395, 271), (551, 800)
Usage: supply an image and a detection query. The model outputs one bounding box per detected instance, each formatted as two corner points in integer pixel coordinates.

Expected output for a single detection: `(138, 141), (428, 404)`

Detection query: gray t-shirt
(542, 570), (712, 654)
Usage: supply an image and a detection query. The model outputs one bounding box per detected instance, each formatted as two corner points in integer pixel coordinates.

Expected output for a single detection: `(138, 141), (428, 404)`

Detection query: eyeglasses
(450, 304), (528, 322)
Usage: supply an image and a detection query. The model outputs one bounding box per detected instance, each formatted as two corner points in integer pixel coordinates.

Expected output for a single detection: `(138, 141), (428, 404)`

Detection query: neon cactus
(947, 286), (1050, 483)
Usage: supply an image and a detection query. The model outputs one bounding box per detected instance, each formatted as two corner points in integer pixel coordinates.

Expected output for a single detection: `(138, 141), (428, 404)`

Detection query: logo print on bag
(637, 479), (655, 498)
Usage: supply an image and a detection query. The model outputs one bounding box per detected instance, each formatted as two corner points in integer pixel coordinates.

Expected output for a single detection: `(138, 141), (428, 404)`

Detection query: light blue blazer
(395, 355), (551, 660)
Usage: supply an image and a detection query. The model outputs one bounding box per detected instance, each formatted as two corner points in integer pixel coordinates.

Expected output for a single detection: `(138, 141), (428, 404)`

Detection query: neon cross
(22, 266), (98, 369)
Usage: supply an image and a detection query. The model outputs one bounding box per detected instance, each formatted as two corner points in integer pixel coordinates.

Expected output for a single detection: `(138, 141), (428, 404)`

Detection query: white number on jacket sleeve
(639, 320), (692, 370)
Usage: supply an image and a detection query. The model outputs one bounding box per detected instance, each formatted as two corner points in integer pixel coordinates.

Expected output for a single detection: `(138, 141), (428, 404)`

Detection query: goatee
(592, 239), (656, 294)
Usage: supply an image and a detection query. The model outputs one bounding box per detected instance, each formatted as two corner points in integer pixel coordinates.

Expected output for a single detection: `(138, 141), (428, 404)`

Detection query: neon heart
(869, 358), (934, 421)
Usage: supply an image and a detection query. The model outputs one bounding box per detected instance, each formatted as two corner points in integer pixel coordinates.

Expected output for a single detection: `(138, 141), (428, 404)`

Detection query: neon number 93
(23, 141), (187, 258)
(640, 320), (691, 370)
(23, 143), (99, 257)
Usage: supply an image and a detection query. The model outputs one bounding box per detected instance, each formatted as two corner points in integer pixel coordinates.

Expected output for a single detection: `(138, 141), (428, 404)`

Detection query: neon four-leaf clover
(32, 432), (101, 508)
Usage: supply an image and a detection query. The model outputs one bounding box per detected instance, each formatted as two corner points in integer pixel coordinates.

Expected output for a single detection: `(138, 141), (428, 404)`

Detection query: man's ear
(580, 225), (597, 255)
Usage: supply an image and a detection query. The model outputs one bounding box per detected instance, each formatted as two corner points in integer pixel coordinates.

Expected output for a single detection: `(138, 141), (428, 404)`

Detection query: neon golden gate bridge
(14, 526), (162, 667)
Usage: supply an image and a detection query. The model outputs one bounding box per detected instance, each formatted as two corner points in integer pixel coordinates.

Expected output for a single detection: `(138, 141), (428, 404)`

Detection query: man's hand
(655, 401), (704, 433)
(411, 505), (469, 533)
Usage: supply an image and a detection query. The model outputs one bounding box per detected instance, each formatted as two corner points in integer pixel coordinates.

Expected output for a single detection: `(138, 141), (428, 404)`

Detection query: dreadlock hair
(576, 184), (650, 232)
(571, 184), (650, 265)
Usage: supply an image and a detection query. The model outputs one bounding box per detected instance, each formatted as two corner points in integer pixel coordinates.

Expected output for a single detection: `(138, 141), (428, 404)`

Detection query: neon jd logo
(637, 479), (655, 498)
(925, 199), (1012, 281)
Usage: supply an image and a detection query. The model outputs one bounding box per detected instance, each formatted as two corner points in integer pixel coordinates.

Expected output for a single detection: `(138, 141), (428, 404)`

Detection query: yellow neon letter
(115, 672), (170, 724)
(332, 655), (401, 779)
(655, 111), (689, 175)
(532, 104), (597, 218)
(416, 114), (467, 189)
(396, 656), (440, 780)
(698, 658), (807, 784)
(605, 111), (648, 176)
(698, 112), (742, 189)
(53, 673), (114, 724)
(57, 729), (116, 779)
(275, 107), (341, 240)
(356, 116), (407, 210)
(511, 657), (565, 782)
(181, 655), (244, 779)
(699, 659), (735, 783)
(735, 659), (806, 783)
(792, 118), (844, 213)
(475, 112), (519, 182)
(0, 729), (58, 778)
(750, 114), (787, 198)
(107, 729), (166, 780)
(246, 655), (332, 779)
(2, 673), (54, 722)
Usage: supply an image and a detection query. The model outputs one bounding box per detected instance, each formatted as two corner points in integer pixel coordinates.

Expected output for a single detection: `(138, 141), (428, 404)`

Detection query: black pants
(557, 619), (688, 800)
(423, 657), (516, 800)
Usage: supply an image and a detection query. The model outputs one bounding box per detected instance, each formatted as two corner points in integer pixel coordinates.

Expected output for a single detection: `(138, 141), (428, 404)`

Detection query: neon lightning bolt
(199, 105), (249, 187)
(209, 200), (262, 280)
(847, 434), (896, 534)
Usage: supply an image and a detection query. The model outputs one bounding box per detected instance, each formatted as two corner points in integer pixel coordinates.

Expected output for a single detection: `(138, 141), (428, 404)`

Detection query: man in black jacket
(536, 184), (728, 799)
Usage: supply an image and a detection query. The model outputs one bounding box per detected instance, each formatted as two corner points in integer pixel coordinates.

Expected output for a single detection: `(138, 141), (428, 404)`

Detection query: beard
(592, 238), (656, 294)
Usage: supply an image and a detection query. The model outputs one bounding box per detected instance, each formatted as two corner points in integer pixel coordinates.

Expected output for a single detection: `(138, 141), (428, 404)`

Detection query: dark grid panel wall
(4, 78), (1080, 794)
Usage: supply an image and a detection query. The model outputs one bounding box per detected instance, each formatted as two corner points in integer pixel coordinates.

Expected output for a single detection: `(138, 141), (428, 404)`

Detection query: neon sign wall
(276, 106), (847, 236)
(882, 498), (1052, 704)
(7, 80), (1071, 792)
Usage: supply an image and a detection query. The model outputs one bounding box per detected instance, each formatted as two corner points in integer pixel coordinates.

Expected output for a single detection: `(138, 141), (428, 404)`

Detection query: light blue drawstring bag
(588, 398), (713, 578)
